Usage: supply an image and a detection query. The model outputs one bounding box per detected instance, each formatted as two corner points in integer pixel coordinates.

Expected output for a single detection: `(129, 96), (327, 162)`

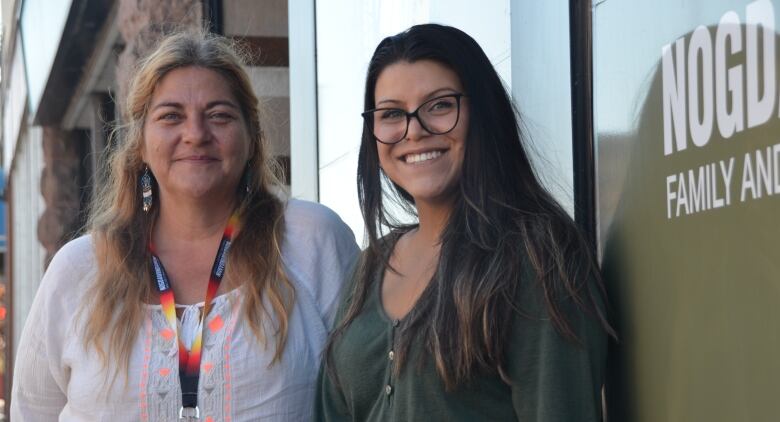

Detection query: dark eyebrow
(424, 88), (459, 100)
(376, 99), (402, 107)
(375, 88), (459, 107)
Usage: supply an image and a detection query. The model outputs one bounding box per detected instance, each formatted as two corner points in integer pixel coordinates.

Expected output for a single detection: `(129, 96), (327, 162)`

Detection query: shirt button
(388, 350), (394, 361)
(392, 319), (400, 327)
(385, 385), (393, 396)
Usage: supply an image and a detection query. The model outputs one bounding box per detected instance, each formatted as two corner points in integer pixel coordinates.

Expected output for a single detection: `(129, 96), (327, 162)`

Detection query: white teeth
(404, 150), (443, 164)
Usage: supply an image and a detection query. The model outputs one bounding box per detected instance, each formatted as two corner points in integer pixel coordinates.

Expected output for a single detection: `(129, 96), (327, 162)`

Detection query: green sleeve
(315, 363), (352, 422)
(507, 280), (608, 421)
(315, 253), (364, 421)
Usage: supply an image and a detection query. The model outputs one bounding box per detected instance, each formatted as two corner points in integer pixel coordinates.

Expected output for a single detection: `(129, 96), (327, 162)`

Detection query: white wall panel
(10, 126), (45, 353)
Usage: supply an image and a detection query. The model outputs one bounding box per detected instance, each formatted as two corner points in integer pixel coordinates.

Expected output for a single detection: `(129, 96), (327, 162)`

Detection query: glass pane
(510, 0), (574, 216)
(595, 1), (780, 420)
(315, 0), (511, 243)
(20, 0), (73, 116)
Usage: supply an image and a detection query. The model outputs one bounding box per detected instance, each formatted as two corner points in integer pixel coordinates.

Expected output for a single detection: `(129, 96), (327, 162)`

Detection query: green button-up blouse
(316, 253), (608, 421)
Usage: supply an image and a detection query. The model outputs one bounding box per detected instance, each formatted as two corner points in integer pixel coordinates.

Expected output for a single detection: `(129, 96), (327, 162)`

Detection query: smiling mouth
(180, 156), (217, 162)
(403, 150), (444, 164)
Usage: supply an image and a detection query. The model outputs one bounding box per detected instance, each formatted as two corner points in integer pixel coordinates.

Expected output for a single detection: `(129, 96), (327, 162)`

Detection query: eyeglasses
(362, 93), (464, 144)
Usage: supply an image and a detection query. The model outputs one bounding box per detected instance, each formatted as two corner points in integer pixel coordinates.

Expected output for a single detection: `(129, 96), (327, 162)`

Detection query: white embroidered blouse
(11, 199), (360, 421)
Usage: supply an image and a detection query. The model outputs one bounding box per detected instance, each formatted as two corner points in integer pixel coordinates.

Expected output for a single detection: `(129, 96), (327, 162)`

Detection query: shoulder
(280, 200), (360, 323)
(510, 239), (609, 350)
(51, 234), (96, 263)
(283, 199), (358, 247)
(43, 234), (97, 292)
(280, 198), (359, 266)
(26, 235), (97, 332)
(284, 199), (350, 230)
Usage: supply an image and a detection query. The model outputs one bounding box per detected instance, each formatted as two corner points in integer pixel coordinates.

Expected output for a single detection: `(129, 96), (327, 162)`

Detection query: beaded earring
(141, 166), (153, 212)
(241, 165), (252, 195)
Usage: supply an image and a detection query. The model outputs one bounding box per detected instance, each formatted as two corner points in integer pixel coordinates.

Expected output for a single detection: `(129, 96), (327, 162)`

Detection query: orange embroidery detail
(159, 367), (171, 377)
(208, 315), (224, 333)
(203, 362), (214, 373)
(205, 417), (214, 422)
(160, 328), (175, 340)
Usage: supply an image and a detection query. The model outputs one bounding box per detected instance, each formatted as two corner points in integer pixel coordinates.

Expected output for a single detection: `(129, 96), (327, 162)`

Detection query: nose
(182, 114), (212, 145)
(404, 113), (429, 142)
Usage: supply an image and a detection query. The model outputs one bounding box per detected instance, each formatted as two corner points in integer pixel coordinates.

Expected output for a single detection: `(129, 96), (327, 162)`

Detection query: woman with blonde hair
(12, 30), (358, 421)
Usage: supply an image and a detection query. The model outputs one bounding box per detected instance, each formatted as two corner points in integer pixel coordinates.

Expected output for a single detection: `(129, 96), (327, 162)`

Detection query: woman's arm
(508, 280), (609, 421)
(315, 363), (352, 422)
(282, 200), (360, 328)
(314, 249), (369, 422)
(10, 239), (86, 420)
(11, 297), (67, 420)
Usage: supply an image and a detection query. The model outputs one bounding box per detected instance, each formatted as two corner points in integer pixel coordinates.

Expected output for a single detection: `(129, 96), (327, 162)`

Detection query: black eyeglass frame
(361, 93), (465, 144)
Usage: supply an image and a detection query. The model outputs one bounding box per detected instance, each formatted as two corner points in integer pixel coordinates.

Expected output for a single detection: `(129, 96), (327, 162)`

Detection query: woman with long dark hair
(317, 23), (614, 421)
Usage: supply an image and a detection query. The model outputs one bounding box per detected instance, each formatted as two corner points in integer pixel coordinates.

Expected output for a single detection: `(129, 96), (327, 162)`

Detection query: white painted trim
(4, 35), (29, 175)
(288, 0), (319, 201)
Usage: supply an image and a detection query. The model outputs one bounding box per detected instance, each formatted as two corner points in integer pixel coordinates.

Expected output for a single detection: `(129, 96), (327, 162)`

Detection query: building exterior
(1, 0), (778, 420)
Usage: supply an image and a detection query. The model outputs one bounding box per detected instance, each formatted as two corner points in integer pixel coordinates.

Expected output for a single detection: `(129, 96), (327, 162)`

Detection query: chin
(407, 187), (457, 206)
(176, 184), (236, 201)
(399, 173), (461, 204)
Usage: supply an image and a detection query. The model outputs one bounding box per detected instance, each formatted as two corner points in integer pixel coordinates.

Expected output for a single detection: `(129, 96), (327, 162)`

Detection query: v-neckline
(375, 230), (437, 324)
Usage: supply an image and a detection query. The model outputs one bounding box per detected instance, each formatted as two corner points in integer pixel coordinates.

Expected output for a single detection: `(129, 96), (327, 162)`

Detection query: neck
(154, 196), (236, 246)
(413, 199), (453, 246)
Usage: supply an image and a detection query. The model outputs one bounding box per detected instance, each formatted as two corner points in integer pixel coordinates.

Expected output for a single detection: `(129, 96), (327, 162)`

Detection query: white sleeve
(11, 237), (91, 421)
(282, 200), (360, 328)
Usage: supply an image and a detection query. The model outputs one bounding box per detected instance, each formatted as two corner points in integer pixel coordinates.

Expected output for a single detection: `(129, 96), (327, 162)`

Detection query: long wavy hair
(326, 23), (615, 390)
(83, 30), (294, 375)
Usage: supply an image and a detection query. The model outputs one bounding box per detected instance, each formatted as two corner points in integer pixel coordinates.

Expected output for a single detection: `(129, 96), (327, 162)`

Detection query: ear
(139, 142), (147, 163)
(245, 130), (259, 158)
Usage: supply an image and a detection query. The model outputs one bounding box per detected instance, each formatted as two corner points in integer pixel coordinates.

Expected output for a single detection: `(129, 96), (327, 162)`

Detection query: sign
(596, 1), (780, 420)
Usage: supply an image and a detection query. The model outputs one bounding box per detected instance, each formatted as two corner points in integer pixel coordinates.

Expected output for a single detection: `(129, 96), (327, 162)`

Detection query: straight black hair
(327, 23), (615, 390)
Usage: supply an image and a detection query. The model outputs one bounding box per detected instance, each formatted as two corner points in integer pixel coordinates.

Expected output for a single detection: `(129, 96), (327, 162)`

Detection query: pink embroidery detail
(159, 367), (171, 377)
(222, 298), (241, 422)
(208, 314), (224, 333)
(139, 315), (153, 421)
(160, 327), (175, 340)
(203, 362), (214, 373)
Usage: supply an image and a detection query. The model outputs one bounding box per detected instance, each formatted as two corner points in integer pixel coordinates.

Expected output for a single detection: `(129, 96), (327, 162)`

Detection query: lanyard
(149, 213), (239, 419)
